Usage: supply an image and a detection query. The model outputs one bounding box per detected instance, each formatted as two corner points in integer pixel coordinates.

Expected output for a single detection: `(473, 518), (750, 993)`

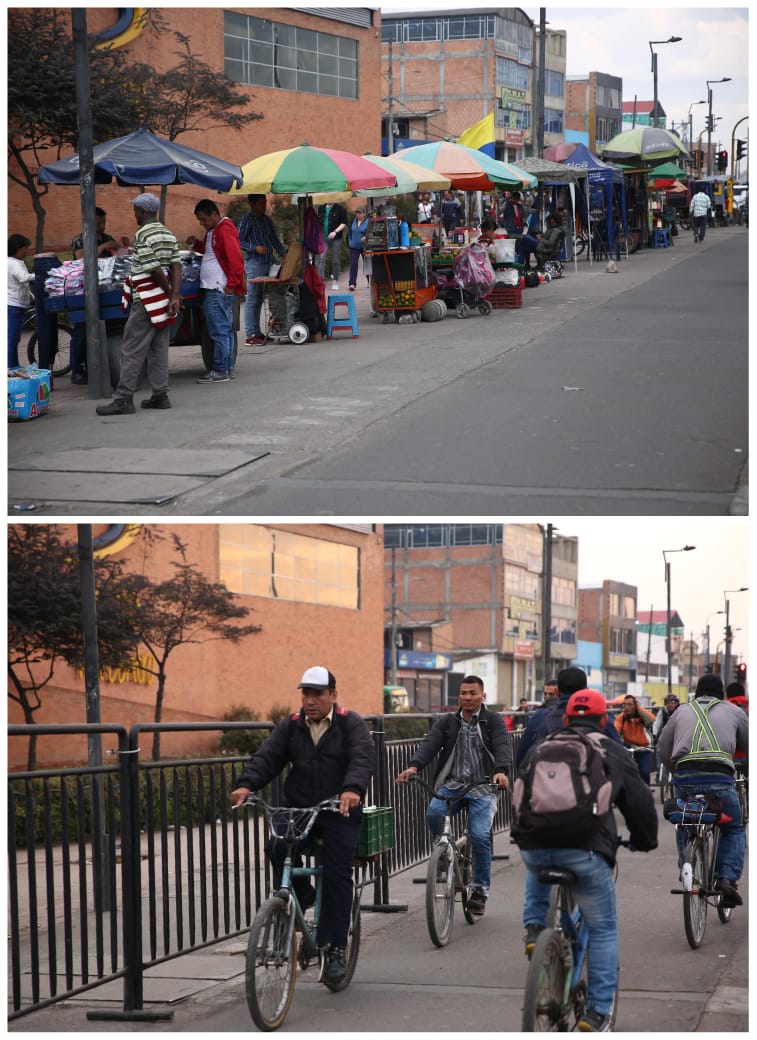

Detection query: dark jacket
(515, 694), (622, 770)
(321, 203), (348, 239)
(234, 705), (375, 807)
(513, 718), (658, 866)
(409, 707), (513, 783)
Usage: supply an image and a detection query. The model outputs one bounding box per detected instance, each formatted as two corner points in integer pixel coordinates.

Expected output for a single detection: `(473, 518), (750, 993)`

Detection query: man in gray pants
(96, 193), (182, 415)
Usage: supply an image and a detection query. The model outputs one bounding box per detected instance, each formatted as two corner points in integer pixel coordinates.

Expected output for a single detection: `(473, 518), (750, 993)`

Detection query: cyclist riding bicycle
(396, 674), (511, 916)
(658, 673), (748, 908)
(230, 665), (375, 983)
(614, 695), (655, 785)
(513, 689), (658, 1033)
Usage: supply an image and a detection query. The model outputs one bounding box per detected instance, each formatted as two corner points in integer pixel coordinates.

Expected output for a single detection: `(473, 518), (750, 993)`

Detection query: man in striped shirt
(96, 193), (181, 415)
(238, 194), (285, 345)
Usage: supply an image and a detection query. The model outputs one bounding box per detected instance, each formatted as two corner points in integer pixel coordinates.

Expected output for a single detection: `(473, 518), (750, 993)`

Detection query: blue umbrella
(38, 127), (243, 191)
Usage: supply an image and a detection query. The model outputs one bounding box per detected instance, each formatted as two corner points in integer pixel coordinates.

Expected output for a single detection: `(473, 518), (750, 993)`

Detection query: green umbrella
(647, 160), (689, 180)
(601, 127), (692, 166)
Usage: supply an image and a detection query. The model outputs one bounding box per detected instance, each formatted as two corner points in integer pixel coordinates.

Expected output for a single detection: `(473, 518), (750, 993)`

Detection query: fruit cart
(370, 246), (437, 323)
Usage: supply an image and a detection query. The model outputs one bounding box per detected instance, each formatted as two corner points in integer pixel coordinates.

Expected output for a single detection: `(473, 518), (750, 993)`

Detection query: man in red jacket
(187, 199), (245, 382)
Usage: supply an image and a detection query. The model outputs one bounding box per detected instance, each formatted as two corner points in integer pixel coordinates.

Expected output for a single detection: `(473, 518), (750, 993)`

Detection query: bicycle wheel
(459, 834), (477, 925)
(426, 842), (455, 947)
(322, 881), (361, 992)
(246, 896), (297, 1031)
(26, 324), (73, 376)
(658, 764), (670, 806)
(682, 838), (708, 949)
(522, 929), (568, 1031)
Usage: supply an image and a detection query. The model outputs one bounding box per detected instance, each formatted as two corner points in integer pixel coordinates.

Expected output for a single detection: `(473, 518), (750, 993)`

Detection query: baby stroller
(436, 242), (494, 318)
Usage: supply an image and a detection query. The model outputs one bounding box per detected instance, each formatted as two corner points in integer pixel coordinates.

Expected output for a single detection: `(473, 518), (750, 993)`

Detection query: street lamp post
(663, 545), (696, 696)
(706, 77), (732, 176)
(723, 586), (748, 684)
(704, 609), (725, 670)
(649, 36), (682, 129)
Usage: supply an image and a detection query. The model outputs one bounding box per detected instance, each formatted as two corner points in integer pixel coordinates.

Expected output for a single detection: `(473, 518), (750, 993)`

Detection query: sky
(380, 3), (750, 155)
(553, 516), (750, 664)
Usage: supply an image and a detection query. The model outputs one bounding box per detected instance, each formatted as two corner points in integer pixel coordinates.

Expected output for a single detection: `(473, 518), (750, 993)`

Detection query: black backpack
(524, 270), (540, 288)
(511, 728), (613, 846)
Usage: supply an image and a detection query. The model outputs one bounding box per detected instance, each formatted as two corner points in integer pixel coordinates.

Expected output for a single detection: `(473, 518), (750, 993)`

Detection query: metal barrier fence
(8, 718), (516, 1020)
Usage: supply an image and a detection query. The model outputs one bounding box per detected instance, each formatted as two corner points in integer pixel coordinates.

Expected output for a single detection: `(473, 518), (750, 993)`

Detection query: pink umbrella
(543, 142), (580, 163)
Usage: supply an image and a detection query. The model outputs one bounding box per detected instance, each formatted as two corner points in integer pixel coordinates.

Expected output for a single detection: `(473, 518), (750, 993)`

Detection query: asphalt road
(10, 801), (748, 1033)
(8, 227), (747, 516)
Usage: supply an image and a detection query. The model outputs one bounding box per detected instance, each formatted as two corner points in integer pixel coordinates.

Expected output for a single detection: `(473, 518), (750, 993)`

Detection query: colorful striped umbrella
(398, 141), (537, 191)
(229, 145), (397, 195)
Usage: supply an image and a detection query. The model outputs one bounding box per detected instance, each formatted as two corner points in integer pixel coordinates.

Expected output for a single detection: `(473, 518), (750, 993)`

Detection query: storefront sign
(514, 640), (533, 659)
(608, 653), (637, 670)
(384, 650), (452, 671)
(500, 86), (527, 105)
(505, 129), (525, 146)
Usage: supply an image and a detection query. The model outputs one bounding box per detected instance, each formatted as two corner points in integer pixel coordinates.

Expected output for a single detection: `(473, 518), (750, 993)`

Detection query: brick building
(578, 580), (638, 698)
(8, 8), (384, 250)
(8, 523), (384, 769)
(380, 8), (567, 163)
(565, 71), (623, 152)
(383, 523), (578, 709)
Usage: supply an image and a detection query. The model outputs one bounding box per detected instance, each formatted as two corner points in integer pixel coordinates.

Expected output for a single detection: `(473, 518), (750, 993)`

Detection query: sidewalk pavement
(8, 226), (748, 516)
(9, 801), (748, 1033)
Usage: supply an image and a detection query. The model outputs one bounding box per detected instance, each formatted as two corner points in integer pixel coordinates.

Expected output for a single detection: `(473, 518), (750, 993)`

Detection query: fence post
(362, 715), (407, 914)
(86, 728), (173, 1022)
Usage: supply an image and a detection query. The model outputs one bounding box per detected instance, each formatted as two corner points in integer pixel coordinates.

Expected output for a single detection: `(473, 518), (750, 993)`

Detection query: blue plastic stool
(652, 228), (670, 248)
(326, 294), (359, 339)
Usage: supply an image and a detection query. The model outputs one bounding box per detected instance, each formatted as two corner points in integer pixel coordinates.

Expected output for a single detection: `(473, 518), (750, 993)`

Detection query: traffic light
(736, 139), (747, 162)
(717, 149), (728, 172)
(735, 662), (747, 685)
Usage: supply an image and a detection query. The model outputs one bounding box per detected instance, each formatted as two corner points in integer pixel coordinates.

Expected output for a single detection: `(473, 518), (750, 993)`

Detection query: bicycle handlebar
(403, 774), (498, 803)
(234, 794), (341, 844)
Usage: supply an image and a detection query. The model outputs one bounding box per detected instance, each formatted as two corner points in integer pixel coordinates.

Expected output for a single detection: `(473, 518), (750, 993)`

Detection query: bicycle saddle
(537, 866), (576, 886)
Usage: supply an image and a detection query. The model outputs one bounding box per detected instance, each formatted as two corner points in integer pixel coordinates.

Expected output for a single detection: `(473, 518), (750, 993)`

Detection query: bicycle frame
(545, 874), (589, 1003)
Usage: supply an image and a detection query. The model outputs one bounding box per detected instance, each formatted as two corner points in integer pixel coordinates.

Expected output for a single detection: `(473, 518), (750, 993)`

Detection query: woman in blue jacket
(347, 207), (368, 290)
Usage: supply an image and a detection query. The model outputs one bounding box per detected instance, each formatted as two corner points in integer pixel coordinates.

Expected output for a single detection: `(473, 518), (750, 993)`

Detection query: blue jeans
(244, 257), (269, 337)
(426, 787), (497, 895)
(672, 773), (745, 881)
(202, 289), (235, 374)
(521, 847), (617, 1017)
(8, 305), (25, 368)
(516, 233), (539, 265)
(316, 237), (342, 282)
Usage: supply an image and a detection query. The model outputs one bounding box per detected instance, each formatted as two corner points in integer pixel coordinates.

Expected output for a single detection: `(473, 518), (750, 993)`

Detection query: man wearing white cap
(231, 666), (374, 984)
(96, 193), (182, 415)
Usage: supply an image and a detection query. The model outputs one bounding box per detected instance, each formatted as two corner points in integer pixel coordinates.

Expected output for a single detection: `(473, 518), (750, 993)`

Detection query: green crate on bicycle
(357, 806), (394, 856)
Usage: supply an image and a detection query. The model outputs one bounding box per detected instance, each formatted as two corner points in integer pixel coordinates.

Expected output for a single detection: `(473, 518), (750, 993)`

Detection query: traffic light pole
(731, 115), (748, 177)
(723, 597), (732, 685)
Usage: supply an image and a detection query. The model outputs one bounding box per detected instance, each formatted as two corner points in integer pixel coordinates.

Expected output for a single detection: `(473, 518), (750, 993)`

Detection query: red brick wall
(9, 8), (384, 250)
(8, 523), (384, 769)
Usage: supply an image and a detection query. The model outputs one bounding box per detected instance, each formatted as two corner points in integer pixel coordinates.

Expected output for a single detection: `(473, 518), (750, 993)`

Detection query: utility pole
(77, 523), (111, 911)
(387, 40), (394, 156)
(644, 603), (653, 682)
(390, 546), (398, 685)
(541, 524), (553, 686)
(535, 9), (546, 157)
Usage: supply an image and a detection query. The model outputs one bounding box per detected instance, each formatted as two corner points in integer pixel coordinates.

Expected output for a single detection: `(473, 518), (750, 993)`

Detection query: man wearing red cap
(231, 666), (374, 984)
(513, 688), (657, 1033)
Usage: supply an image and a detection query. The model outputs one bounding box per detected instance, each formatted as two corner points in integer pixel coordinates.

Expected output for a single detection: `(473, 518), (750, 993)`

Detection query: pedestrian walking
(690, 189), (712, 243)
(347, 207), (368, 291)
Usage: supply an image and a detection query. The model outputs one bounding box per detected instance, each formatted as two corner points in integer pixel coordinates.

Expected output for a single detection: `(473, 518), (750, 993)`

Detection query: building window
(224, 12), (358, 99)
(544, 107), (564, 134)
(219, 526), (359, 608)
(497, 56), (530, 92)
(596, 116), (621, 143)
(552, 576), (576, 606)
(551, 618), (577, 645)
(383, 14), (495, 43)
(384, 525), (502, 549)
(544, 69), (564, 97)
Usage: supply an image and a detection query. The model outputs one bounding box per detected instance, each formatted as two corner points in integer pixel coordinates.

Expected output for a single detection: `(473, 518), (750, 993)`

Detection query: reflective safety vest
(676, 699), (734, 770)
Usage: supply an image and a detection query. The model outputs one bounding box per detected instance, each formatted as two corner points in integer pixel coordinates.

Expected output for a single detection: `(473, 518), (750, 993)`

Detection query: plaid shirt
(238, 212), (285, 263)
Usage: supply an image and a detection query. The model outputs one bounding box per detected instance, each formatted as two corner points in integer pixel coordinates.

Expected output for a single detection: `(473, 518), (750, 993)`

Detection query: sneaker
(70, 372), (88, 385)
(331, 281), (339, 290)
(140, 392), (171, 409)
(246, 335), (266, 345)
(349, 284), (356, 291)
(467, 887), (487, 916)
(96, 396), (135, 416)
(323, 945), (347, 982)
(523, 923), (544, 957)
(716, 878), (743, 907)
(577, 1007), (612, 1032)
(228, 370), (236, 380)
(196, 370), (230, 383)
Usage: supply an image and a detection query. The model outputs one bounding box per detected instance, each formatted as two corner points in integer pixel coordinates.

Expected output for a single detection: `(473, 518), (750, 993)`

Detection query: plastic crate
(357, 806), (394, 856)
(490, 285), (522, 309)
